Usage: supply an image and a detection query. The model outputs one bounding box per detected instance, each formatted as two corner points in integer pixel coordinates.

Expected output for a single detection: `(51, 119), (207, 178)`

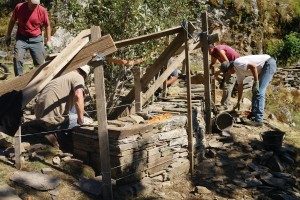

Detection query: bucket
(260, 131), (285, 152)
(212, 112), (234, 132)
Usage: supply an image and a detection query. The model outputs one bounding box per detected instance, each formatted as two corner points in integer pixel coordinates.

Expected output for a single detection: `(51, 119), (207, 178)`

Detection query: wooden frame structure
(0, 11), (217, 200)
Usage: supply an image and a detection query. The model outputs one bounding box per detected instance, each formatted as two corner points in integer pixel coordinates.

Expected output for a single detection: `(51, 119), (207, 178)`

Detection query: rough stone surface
(0, 184), (21, 200)
(10, 171), (61, 191)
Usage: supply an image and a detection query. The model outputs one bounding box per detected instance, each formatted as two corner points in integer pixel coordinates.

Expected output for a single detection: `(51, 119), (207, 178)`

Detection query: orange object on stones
(148, 113), (171, 124)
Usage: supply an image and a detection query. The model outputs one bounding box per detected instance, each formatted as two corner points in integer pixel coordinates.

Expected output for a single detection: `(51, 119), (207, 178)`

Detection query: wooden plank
(0, 29), (90, 96)
(115, 26), (182, 48)
(0, 33), (117, 97)
(201, 12), (212, 135)
(14, 126), (23, 169)
(142, 39), (200, 105)
(184, 23), (194, 175)
(92, 26), (113, 200)
(21, 29), (91, 108)
(133, 67), (142, 113)
(109, 30), (186, 119)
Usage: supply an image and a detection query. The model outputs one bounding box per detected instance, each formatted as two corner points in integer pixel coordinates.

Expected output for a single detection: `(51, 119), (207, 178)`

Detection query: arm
(210, 56), (217, 68)
(6, 14), (16, 37)
(45, 25), (51, 44)
(237, 83), (244, 103)
(217, 49), (229, 62)
(74, 88), (85, 125)
(167, 76), (178, 86)
(247, 63), (259, 81)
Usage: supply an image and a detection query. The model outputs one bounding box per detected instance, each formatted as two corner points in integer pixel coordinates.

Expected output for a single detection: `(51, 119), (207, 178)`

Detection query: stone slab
(0, 185), (21, 200)
(10, 171), (61, 191)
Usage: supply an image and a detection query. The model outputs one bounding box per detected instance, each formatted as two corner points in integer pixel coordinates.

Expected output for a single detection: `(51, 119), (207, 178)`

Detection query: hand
(45, 41), (53, 53)
(233, 102), (241, 111)
(252, 81), (259, 94)
(5, 36), (11, 47)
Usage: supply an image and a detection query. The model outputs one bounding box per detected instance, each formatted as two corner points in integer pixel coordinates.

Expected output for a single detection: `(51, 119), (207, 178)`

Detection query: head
(28, 0), (40, 9)
(208, 44), (215, 55)
(220, 61), (234, 74)
(78, 65), (91, 80)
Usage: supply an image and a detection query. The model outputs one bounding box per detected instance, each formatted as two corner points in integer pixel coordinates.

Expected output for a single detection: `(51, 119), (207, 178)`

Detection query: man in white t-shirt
(220, 55), (277, 127)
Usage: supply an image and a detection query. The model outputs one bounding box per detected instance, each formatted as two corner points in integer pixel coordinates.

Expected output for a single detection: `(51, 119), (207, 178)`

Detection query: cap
(79, 65), (90, 75)
(31, 0), (40, 4)
(220, 61), (233, 73)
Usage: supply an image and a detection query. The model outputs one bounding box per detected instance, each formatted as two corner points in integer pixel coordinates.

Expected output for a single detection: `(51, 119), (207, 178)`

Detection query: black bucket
(212, 112), (234, 132)
(260, 131), (285, 152)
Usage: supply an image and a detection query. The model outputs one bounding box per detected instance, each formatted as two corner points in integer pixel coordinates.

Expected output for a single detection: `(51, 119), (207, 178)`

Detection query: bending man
(34, 65), (93, 147)
(220, 55), (277, 127)
(209, 44), (240, 110)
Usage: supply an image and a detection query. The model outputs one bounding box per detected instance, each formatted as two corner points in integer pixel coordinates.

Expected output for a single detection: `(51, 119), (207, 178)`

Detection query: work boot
(246, 112), (255, 120)
(245, 119), (263, 127)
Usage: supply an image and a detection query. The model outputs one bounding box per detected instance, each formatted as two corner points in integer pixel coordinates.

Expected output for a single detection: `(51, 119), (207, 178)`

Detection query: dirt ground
(0, 89), (299, 200)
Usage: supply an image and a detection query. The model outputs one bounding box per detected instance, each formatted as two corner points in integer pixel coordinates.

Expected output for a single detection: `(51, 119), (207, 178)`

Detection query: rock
(77, 177), (103, 196)
(129, 115), (145, 124)
(29, 144), (47, 151)
(260, 172), (288, 190)
(10, 171), (61, 191)
(205, 149), (217, 158)
(41, 168), (53, 174)
(208, 140), (223, 148)
(195, 186), (212, 194)
(61, 156), (72, 162)
(245, 178), (262, 187)
(0, 184), (21, 200)
(52, 156), (61, 165)
(233, 179), (247, 188)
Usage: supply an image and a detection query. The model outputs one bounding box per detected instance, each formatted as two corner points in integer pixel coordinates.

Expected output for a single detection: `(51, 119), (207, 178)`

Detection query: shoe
(246, 112), (255, 120)
(45, 134), (60, 147)
(245, 119), (263, 127)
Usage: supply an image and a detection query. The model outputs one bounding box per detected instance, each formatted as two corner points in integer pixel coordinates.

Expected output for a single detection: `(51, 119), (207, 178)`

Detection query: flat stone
(77, 177), (103, 196)
(208, 140), (223, 148)
(260, 172), (288, 190)
(169, 136), (188, 146)
(129, 115), (145, 124)
(41, 168), (53, 174)
(195, 186), (212, 194)
(158, 128), (187, 140)
(245, 178), (263, 187)
(233, 179), (247, 188)
(0, 184), (21, 200)
(10, 171), (61, 191)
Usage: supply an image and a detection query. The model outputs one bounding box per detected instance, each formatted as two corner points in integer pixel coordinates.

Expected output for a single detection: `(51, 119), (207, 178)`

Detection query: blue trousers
(13, 35), (45, 76)
(252, 58), (277, 122)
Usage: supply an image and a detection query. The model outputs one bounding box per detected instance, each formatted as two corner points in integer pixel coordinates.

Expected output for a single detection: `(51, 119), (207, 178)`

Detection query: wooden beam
(184, 23), (194, 175)
(92, 26), (113, 200)
(109, 30), (187, 119)
(142, 39), (200, 105)
(133, 67), (142, 113)
(201, 12), (212, 135)
(115, 26), (182, 48)
(0, 33), (117, 97)
(22, 29), (91, 108)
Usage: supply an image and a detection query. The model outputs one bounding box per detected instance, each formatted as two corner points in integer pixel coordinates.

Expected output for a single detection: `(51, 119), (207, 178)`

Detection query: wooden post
(133, 67), (142, 113)
(14, 126), (23, 169)
(201, 12), (212, 135)
(162, 65), (168, 98)
(211, 67), (216, 104)
(184, 22), (194, 175)
(91, 26), (113, 200)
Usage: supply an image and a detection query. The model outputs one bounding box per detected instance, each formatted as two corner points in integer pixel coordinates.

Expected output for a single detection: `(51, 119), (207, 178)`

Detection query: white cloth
(233, 54), (271, 84)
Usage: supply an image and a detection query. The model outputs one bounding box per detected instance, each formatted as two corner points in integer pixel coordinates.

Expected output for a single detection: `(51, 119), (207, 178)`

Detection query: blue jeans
(13, 35), (45, 76)
(252, 58), (277, 122)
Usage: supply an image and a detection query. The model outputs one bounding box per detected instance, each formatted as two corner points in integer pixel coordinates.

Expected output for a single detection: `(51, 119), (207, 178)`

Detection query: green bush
(267, 32), (300, 67)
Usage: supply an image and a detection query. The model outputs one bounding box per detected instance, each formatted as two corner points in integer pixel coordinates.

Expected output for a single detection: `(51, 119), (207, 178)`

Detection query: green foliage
(267, 32), (300, 67)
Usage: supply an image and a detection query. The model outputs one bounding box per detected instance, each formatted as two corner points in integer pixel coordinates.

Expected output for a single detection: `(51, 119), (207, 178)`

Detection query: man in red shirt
(5, 0), (51, 76)
(209, 44), (240, 110)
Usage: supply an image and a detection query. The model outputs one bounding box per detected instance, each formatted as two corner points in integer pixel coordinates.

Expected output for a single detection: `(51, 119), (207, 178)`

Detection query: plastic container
(260, 131), (285, 152)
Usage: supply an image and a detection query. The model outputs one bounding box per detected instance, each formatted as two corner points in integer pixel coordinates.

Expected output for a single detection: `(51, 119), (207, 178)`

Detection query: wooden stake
(14, 126), (23, 169)
(201, 12), (212, 135)
(184, 22), (194, 175)
(92, 26), (113, 200)
(133, 67), (142, 113)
